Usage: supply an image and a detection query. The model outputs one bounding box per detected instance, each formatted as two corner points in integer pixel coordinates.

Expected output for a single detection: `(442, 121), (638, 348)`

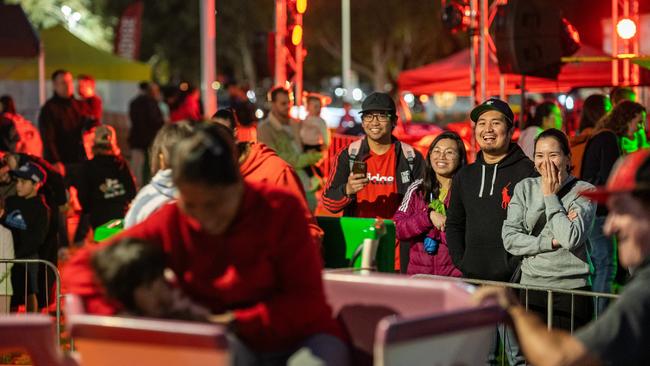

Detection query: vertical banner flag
(114, 1), (144, 60)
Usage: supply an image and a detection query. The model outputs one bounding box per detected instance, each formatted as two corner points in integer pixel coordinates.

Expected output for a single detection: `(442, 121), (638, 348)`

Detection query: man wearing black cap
(446, 98), (535, 365)
(323, 92), (424, 241)
(2, 161), (50, 312)
(475, 149), (650, 365)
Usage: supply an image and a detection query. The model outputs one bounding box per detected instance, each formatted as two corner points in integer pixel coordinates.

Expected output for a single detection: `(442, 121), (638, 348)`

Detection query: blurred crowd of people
(0, 67), (648, 365)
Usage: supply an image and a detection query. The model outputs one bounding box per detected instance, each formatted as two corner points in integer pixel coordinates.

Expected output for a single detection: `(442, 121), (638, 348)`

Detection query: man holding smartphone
(323, 92), (424, 221)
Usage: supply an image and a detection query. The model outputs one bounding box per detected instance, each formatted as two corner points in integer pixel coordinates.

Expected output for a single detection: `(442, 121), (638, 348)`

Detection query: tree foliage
(305, 0), (468, 90)
(8, 0), (114, 51)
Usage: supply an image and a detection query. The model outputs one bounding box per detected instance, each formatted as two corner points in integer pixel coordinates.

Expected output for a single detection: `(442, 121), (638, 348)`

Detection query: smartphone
(352, 161), (367, 176)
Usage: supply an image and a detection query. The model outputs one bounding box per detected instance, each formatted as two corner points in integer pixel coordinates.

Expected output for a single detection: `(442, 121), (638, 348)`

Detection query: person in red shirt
(323, 92), (424, 217)
(211, 109), (324, 243)
(62, 124), (348, 365)
(323, 92), (424, 269)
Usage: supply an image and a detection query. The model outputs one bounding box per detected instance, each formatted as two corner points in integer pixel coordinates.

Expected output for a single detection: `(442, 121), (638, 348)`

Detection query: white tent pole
(342, 0), (351, 100)
(200, 0), (217, 118)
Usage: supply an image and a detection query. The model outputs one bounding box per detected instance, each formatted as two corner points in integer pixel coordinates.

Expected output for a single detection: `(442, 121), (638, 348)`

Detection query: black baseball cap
(470, 98), (514, 126)
(360, 92), (396, 115)
(10, 161), (46, 183)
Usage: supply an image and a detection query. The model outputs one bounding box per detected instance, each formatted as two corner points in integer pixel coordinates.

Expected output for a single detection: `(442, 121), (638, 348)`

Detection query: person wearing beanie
(77, 126), (136, 230)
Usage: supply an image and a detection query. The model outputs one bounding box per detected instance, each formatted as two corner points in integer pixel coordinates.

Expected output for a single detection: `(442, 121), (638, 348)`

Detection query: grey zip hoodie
(502, 176), (596, 289)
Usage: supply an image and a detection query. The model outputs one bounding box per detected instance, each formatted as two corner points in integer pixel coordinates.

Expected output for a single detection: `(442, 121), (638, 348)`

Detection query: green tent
(0, 25), (150, 81)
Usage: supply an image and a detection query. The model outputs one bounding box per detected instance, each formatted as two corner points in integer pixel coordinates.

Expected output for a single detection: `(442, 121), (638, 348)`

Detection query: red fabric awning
(398, 45), (614, 96)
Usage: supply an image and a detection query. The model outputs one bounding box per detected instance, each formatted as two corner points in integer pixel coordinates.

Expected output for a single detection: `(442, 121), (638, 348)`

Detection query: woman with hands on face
(502, 128), (597, 330)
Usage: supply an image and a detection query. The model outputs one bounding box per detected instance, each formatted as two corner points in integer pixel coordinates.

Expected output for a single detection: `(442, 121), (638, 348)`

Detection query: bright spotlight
(352, 88), (363, 101)
(566, 96), (575, 110)
(61, 5), (72, 17)
(616, 18), (637, 40)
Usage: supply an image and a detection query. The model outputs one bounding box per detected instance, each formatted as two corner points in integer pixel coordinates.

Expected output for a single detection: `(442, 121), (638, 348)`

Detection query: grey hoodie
(124, 169), (176, 228)
(502, 176), (596, 289)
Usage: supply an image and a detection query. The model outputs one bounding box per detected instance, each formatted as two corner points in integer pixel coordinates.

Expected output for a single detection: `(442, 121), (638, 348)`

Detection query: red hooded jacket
(240, 142), (323, 240)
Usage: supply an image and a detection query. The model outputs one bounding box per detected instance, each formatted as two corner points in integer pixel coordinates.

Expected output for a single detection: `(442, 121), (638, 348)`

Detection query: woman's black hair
(530, 101), (558, 129)
(0, 95), (16, 115)
(579, 94), (610, 132)
(420, 131), (467, 201)
(171, 123), (241, 186)
(211, 108), (238, 130)
(534, 128), (572, 173)
(91, 238), (166, 313)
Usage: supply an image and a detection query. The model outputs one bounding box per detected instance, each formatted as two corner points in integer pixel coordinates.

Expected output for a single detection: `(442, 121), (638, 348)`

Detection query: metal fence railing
(0, 259), (62, 345)
(413, 274), (620, 333)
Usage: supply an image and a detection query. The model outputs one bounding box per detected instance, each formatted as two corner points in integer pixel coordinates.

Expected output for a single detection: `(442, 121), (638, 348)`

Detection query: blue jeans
(487, 324), (526, 365)
(229, 333), (350, 366)
(587, 215), (616, 315)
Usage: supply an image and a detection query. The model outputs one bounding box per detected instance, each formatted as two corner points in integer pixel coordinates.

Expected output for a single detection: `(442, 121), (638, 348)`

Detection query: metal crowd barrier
(321, 133), (361, 178)
(413, 274), (620, 333)
(0, 259), (62, 345)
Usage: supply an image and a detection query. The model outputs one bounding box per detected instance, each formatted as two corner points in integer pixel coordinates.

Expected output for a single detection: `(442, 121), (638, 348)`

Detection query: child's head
(92, 125), (118, 156)
(11, 162), (46, 198)
(149, 122), (195, 175)
(91, 238), (169, 316)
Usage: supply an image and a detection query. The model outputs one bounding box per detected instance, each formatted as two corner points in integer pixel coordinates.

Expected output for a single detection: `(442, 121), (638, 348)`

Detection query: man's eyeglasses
(362, 113), (391, 123)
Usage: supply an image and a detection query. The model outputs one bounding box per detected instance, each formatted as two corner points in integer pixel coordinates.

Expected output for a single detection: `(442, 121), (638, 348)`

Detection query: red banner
(114, 1), (143, 60)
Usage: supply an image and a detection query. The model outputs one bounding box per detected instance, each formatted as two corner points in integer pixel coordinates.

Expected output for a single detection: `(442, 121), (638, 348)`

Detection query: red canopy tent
(398, 45), (613, 96)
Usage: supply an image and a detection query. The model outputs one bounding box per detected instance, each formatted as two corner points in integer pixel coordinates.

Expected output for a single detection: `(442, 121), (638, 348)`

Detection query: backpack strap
(347, 139), (363, 171)
(400, 142), (416, 172)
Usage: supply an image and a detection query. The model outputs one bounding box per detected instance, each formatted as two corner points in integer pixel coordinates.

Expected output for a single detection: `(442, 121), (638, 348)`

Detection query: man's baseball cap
(359, 92), (396, 115)
(10, 161), (46, 184)
(470, 98), (514, 126)
(582, 149), (650, 204)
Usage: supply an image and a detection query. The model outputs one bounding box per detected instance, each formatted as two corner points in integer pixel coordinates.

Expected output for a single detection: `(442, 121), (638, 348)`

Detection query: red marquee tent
(398, 45), (614, 96)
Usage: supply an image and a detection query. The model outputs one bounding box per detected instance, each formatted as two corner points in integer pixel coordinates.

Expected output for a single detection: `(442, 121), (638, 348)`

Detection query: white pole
(38, 40), (46, 109)
(342, 0), (351, 99)
(200, 0), (217, 118)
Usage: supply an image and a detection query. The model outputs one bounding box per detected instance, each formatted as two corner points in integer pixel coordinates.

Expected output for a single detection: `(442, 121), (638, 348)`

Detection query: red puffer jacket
(394, 179), (462, 277)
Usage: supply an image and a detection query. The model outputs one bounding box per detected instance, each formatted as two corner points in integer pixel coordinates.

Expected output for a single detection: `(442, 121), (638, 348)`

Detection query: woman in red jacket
(63, 124), (348, 365)
(394, 131), (466, 276)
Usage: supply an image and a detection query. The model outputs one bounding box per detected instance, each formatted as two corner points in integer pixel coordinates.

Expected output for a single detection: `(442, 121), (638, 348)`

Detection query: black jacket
(2, 195), (50, 259)
(0, 115), (19, 151)
(446, 143), (537, 281)
(128, 94), (164, 150)
(581, 130), (620, 216)
(38, 95), (90, 164)
(78, 154), (137, 228)
(322, 136), (424, 216)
